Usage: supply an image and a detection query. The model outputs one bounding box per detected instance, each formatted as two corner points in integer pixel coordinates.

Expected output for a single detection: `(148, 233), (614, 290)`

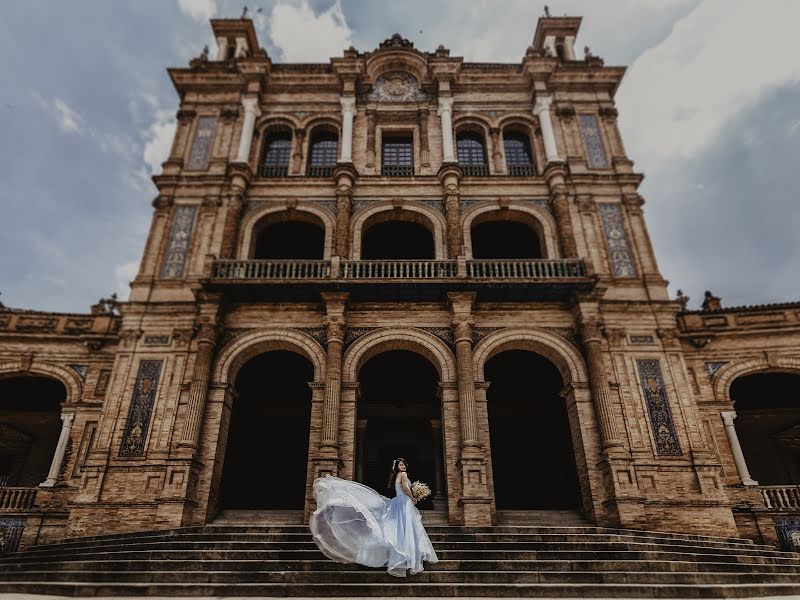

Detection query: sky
(0, 0), (798, 313)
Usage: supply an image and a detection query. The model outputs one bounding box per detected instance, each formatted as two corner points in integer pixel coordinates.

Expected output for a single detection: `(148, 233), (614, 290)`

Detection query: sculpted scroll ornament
(366, 72), (430, 103)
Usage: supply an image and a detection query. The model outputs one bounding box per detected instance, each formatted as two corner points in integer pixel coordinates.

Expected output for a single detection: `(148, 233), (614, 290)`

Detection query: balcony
(0, 486), (37, 512)
(507, 164), (536, 177)
(207, 258), (595, 302)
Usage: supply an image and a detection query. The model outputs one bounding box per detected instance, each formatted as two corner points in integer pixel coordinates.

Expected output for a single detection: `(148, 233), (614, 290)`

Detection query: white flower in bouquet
(410, 481), (431, 501)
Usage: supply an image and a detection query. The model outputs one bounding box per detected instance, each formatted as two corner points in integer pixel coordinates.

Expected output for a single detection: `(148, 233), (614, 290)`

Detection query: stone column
(489, 128), (505, 174)
(533, 95), (561, 163)
(438, 96), (456, 163)
(339, 96), (356, 163)
(179, 325), (218, 448)
(333, 165), (356, 258)
(438, 164), (463, 258)
(235, 96), (261, 163)
(721, 411), (759, 486)
(356, 419), (368, 482)
(365, 109), (377, 169)
(40, 413), (75, 487)
(578, 317), (623, 450)
(545, 165), (578, 258)
(418, 107), (430, 169)
(319, 293), (348, 461)
(430, 418), (445, 499)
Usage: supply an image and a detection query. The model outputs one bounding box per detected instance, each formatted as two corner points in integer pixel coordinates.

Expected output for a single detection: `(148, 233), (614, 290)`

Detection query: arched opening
(306, 127), (338, 177)
(361, 211), (435, 259)
(251, 212), (325, 259)
(731, 371), (800, 485)
(259, 126), (292, 177)
(456, 129), (488, 176)
(356, 350), (445, 510)
(485, 350), (581, 509)
(502, 128), (535, 176)
(0, 376), (65, 487)
(471, 211), (544, 259)
(219, 351), (313, 509)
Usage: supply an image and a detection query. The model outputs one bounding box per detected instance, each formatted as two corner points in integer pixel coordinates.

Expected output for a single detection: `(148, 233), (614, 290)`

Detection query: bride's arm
(399, 472), (417, 503)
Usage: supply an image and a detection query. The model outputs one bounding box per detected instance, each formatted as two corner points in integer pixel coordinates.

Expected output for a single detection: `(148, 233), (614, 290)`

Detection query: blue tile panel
(598, 203), (637, 278)
(160, 206), (197, 279)
(119, 360), (163, 457)
(187, 116), (216, 170)
(579, 114), (609, 169)
(637, 359), (682, 456)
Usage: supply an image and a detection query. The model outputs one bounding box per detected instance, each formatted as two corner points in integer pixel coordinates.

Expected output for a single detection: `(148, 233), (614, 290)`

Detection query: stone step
(214, 510), (305, 525)
(495, 510), (589, 526)
(5, 539), (794, 560)
(3, 558), (800, 575)
(4, 580), (800, 598)
(3, 569), (800, 585)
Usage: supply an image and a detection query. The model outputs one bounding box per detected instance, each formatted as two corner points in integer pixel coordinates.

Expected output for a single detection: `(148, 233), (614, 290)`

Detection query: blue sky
(1, 0), (798, 313)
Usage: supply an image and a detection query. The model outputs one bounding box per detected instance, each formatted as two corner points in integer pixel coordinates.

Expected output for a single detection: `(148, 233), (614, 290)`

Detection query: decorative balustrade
(341, 260), (458, 279)
(759, 485), (800, 511)
(507, 164), (536, 176)
(0, 487), (37, 511)
(467, 259), (587, 279)
(210, 258), (588, 282)
(212, 260), (331, 280)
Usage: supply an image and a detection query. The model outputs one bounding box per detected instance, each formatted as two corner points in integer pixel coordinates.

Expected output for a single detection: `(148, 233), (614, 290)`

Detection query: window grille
(307, 130), (338, 177)
(456, 131), (488, 176)
(503, 131), (535, 176)
(259, 129), (292, 177)
(381, 136), (414, 176)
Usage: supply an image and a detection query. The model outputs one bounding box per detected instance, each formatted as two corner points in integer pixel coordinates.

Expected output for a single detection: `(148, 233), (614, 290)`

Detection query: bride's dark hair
(387, 457), (408, 489)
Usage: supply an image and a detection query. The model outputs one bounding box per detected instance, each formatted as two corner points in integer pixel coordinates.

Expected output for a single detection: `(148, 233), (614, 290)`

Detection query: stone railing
(341, 260), (458, 279)
(212, 260), (332, 280)
(759, 485), (800, 511)
(211, 258), (589, 282)
(467, 259), (588, 279)
(0, 487), (37, 511)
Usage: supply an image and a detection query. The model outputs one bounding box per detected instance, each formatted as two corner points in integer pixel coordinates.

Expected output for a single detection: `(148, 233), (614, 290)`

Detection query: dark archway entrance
(471, 220), (543, 258)
(485, 350), (580, 509)
(356, 351), (444, 509)
(252, 213), (325, 259)
(0, 376), (65, 487)
(361, 220), (435, 259)
(219, 351), (313, 509)
(731, 371), (800, 485)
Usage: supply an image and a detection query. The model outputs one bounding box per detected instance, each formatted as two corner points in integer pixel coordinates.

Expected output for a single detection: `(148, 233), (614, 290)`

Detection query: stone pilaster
(418, 107), (430, 169)
(437, 96), (456, 163)
(489, 127), (505, 174)
(533, 95), (561, 163)
(333, 164), (357, 258)
(545, 164), (578, 258)
(438, 163), (463, 258)
(235, 95), (260, 163)
(179, 324), (218, 449)
(339, 96), (356, 163)
(218, 162), (252, 259)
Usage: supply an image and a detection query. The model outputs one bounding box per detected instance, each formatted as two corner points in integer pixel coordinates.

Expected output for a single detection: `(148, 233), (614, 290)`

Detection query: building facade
(2, 15), (799, 552)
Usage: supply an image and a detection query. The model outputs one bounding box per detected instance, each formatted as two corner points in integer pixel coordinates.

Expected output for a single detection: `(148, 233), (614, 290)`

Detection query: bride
(309, 458), (439, 577)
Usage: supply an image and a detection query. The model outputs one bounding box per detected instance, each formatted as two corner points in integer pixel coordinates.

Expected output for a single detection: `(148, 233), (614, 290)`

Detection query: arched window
(259, 128), (292, 177)
(503, 129), (535, 176)
(306, 128), (338, 177)
(456, 130), (488, 176)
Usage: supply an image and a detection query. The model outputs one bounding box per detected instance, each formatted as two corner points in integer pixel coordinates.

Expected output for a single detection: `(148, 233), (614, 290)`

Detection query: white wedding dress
(309, 475), (438, 577)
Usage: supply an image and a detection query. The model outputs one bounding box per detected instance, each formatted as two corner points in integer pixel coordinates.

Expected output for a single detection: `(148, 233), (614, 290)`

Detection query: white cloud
(269, 0), (353, 62)
(617, 0), (800, 166)
(141, 109), (176, 175)
(114, 261), (139, 301)
(52, 97), (84, 133)
(177, 0), (216, 22)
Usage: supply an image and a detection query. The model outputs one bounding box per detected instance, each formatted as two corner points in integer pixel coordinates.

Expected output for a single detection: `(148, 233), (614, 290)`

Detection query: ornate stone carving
(636, 359), (682, 456)
(578, 114), (609, 169)
(65, 318), (94, 333)
(603, 327), (627, 346)
(119, 360), (163, 457)
(420, 327), (454, 350)
(544, 327), (579, 347)
(775, 517), (800, 552)
(172, 329), (194, 347)
(160, 206), (197, 279)
(704, 362), (728, 379)
(16, 316), (57, 332)
(297, 327), (328, 347)
(344, 327), (377, 349)
(598, 203), (637, 278)
(379, 33), (415, 49)
(366, 72), (430, 103)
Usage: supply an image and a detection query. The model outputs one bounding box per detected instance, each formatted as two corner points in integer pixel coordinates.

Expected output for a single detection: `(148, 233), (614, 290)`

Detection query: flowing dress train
(309, 475), (438, 577)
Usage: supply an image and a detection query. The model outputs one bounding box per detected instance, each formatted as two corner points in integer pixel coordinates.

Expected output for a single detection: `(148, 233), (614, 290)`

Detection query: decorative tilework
(637, 359), (682, 456)
(119, 360), (163, 457)
(598, 203), (637, 278)
(579, 114), (609, 169)
(0, 518), (24, 554)
(297, 327), (328, 347)
(344, 327), (377, 349)
(67, 364), (88, 380)
(471, 327), (503, 347)
(160, 206), (197, 279)
(186, 116), (216, 170)
(705, 362), (728, 379)
(421, 327), (455, 350)
(775, 517), (800, 552)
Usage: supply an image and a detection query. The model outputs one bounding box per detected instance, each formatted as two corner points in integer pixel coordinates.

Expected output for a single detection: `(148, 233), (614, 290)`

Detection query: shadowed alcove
(360, 211), (436, 259)
(470, 211), (544, 259)
(251, 212), (325, 259)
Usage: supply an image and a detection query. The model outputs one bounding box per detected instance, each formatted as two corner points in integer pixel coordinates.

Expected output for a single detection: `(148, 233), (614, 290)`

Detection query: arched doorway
(485, 350), (581, 510)
(251, 211), (325, 260)
(355, 351), (445, 509)
(361, 212), (436, 259)
(730, 371), (800, 484)
(0, 376), (65, 487)
(219, 351), (313, 509)
(471, 211), (544, 259)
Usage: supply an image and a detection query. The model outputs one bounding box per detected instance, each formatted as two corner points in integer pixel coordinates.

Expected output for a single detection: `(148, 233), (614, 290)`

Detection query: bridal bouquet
(410, 481), (432, 501)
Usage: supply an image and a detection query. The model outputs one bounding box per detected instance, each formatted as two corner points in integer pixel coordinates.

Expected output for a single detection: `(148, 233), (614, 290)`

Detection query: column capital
(437, 95), (454, 115)
(339, 95), (356, 113)
(241, 95), (261, 116)
(61, 412), (75, 427)
(533, 94), (553, 115)
(447, 291), (476, 313)
(720, 410), (737, 426)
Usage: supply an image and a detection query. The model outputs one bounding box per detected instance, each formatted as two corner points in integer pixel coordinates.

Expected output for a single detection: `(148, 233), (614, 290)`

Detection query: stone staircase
(3, 524), (800, 597)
